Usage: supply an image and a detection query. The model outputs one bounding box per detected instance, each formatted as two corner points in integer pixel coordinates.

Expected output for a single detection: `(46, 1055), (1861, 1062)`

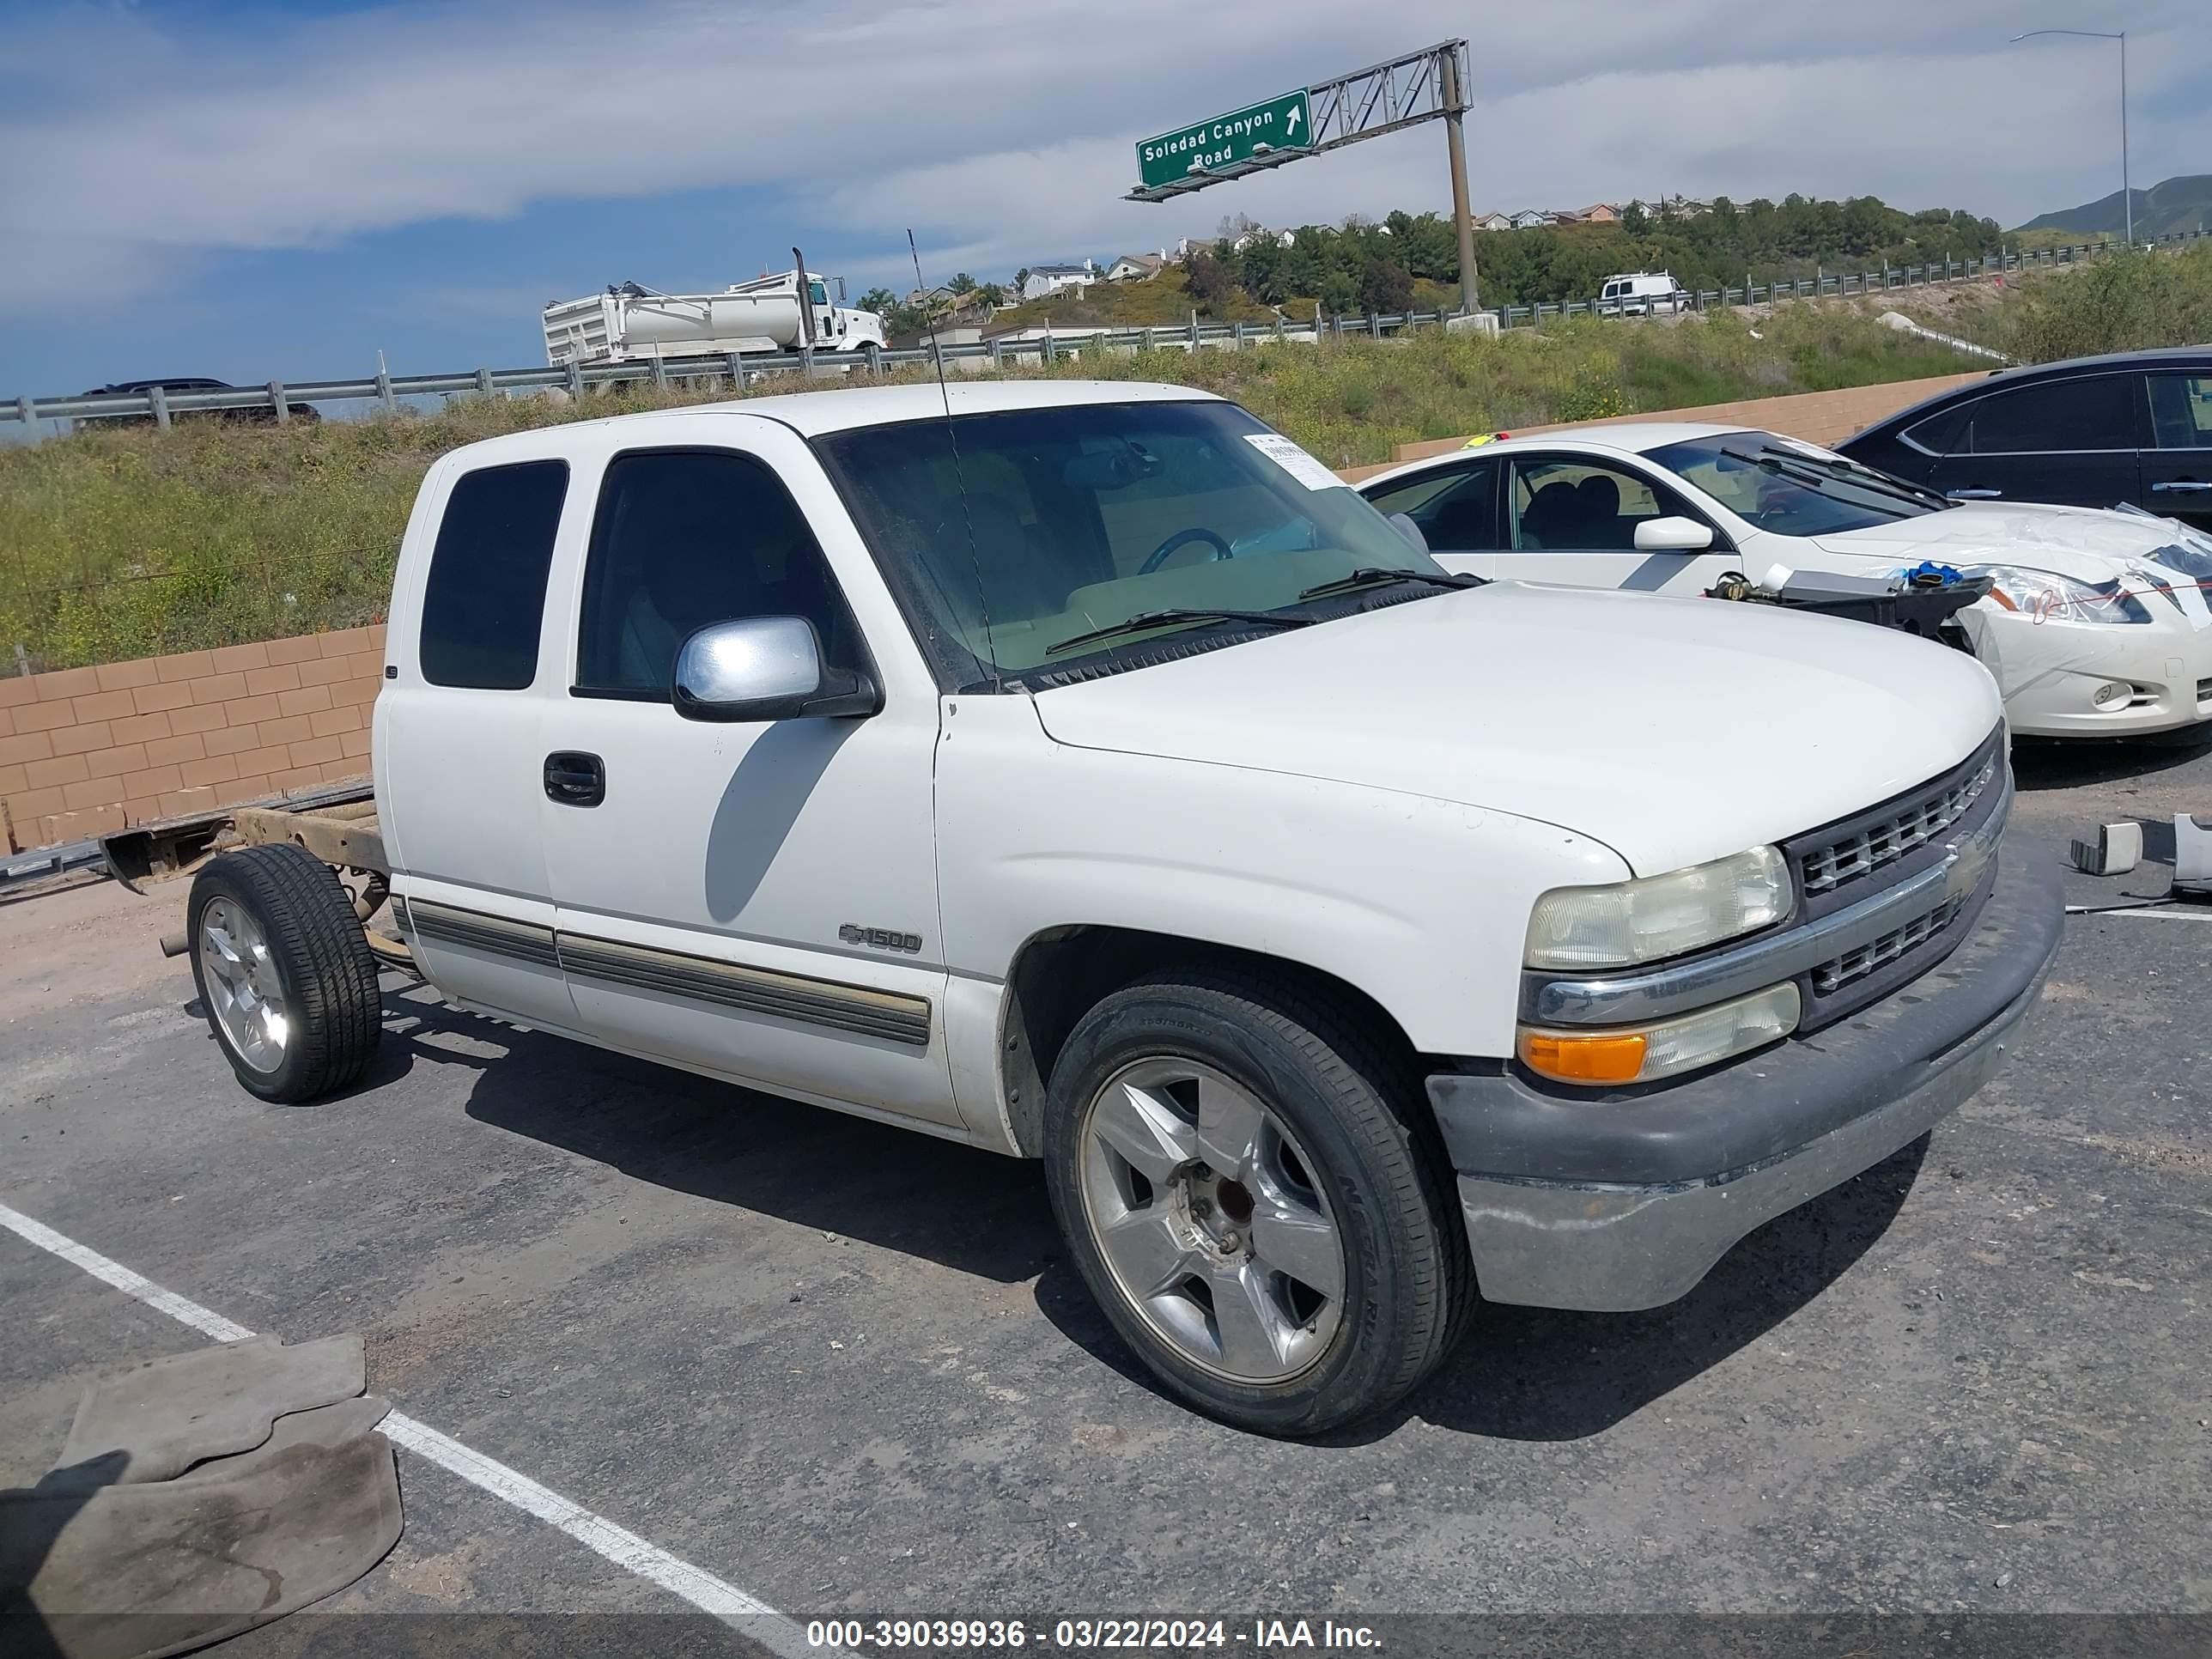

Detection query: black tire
(186, 843), (381, 1103)
(1042, 971), (1474, 1436)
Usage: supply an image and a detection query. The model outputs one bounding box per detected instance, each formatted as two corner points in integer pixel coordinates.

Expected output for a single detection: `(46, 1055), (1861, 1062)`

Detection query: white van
(1595, 271), (1689, 317)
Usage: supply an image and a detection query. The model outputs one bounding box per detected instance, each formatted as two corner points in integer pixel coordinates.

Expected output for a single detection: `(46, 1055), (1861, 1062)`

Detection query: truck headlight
(1520, 982), (1802, 1085)
(1524, 846), (1791, 970)
(1962, 564), (2152, 624)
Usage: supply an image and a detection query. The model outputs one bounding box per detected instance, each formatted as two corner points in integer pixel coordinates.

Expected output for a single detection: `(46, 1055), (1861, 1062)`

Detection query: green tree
(856, 287), (897, 314)
(1358, 258), (1413, 314)
(1183, 250), (1239, 314)
(948, 272), (977, 295)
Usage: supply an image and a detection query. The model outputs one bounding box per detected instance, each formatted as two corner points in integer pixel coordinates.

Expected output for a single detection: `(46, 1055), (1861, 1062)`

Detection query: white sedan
(1358, 422), (2212, 739)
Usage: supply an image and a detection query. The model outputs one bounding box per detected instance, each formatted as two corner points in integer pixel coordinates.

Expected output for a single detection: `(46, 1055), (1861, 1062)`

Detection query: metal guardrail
(7, 228), (2205, 430)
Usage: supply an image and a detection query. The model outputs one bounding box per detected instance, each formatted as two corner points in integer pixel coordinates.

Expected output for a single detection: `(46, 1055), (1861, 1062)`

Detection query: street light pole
(2011, 27), (2130, 246)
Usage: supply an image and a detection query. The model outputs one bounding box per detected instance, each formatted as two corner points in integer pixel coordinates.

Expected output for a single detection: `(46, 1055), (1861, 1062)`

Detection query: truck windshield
(1648, 431), (1947, 535)
(816, 401), (1441, 682)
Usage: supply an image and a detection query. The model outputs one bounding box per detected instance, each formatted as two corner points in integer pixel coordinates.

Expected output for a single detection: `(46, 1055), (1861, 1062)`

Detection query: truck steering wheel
(1138, 526), (1236, 574)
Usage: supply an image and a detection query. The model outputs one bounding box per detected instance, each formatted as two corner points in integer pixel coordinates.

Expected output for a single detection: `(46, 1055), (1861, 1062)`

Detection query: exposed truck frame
(137, 787), (409, 974)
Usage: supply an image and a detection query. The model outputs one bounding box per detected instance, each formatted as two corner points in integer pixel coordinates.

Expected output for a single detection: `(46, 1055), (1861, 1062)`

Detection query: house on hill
(1105, 252), (1166, 282)
(1509, 209), (1552, 229)
(1020, 262), (1097, 301)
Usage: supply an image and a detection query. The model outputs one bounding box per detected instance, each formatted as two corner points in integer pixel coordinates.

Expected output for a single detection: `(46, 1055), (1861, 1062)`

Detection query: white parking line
(0, 1199), (819, 1657)
(2067, 905), (2212, 921)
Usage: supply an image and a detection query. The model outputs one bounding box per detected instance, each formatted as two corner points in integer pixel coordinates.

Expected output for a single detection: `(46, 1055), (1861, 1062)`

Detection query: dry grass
(0, 304), (2029, 669)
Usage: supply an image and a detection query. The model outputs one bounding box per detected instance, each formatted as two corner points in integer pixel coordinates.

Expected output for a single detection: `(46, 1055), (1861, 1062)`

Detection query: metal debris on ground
(2070, 822), (2144, 877)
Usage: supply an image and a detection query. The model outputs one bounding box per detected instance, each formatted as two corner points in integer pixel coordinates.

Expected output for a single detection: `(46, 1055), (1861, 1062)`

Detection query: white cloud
(1, 0), (2206, 307)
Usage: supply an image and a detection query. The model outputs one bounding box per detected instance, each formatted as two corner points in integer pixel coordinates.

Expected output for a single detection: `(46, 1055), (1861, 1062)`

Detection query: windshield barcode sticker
(1245, 433), (1346, 492)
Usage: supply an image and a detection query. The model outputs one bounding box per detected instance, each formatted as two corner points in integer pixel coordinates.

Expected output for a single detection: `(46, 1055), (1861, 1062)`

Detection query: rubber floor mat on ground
(52, 1335), (365, 1485)
(1, 1338), (401, 1659)
(3, 1430), (402, 1659)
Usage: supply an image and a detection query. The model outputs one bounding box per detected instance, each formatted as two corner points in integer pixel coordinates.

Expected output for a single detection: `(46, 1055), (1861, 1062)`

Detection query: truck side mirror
(672, 617), (880, 723)
(1634, 515), (1715, 552)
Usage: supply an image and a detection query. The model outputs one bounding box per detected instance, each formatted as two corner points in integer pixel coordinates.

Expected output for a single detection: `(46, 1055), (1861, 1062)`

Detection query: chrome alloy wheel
(1075, 1057), (1346, 1385)
(198, 896), (289, 1073)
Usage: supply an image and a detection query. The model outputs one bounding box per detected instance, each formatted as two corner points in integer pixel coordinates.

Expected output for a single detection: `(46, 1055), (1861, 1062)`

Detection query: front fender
(933, 698), (1629, 1059)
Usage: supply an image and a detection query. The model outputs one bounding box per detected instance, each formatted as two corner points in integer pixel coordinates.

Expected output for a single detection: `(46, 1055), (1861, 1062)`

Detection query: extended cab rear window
(419, 459), (569, 690)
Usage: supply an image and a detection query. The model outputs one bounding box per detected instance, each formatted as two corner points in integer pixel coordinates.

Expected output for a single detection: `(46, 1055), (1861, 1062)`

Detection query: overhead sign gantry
(1125, 41), (1481, 315)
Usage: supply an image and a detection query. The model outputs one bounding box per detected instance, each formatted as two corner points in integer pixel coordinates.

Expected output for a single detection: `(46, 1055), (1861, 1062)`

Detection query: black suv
(79, 378), (320, 426)
(1838, 347), (2212, 532)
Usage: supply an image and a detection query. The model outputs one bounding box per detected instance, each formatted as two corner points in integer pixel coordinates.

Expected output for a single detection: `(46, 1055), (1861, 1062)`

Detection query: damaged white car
(1360, 423), (2212, 739)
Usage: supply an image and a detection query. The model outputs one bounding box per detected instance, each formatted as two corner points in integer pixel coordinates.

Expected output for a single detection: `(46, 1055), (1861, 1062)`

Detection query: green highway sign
(1136, 89), (1313, 191)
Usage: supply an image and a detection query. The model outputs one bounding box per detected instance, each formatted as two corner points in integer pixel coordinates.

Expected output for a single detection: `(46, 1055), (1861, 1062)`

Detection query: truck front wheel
(1042, 973), (1472, 1435)
(187, 844), (382, 1103)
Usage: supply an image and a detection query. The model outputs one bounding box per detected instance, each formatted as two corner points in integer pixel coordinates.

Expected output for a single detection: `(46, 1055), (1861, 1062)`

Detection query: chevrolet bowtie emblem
(1943, 820), (1997, 901)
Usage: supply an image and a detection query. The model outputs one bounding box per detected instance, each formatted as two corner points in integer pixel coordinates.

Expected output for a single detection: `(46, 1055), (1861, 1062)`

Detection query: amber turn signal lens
(1518, 1029), (1649, 1084)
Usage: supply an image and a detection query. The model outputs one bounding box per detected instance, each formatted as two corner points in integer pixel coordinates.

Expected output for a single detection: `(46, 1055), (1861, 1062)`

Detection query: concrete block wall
(0, 626), (385, 854)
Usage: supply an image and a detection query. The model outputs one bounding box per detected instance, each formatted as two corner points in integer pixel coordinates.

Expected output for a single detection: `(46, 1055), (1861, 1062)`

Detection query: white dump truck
(541, 270), (886, 367)
(164, 381), (2058, 1435)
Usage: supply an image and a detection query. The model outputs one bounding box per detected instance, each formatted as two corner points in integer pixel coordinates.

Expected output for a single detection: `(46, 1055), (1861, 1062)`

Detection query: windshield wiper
(1772, 447), (1957, 511)
(1296, 567), (1489, 603)
(1727, 446), (1950, 513)
(1044, 608), (1316, 658)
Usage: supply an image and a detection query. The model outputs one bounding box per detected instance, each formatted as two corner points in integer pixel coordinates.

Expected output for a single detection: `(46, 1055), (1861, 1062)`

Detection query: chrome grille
(1811, 894), (1968, 996)
(1799, 755), (1995, 898)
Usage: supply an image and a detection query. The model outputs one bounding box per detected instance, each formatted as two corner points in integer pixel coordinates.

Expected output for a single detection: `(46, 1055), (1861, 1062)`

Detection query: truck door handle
(1946, 488), (2002, 500)
(2152, 481), (2212, 493)
(544, 751), (605, 806)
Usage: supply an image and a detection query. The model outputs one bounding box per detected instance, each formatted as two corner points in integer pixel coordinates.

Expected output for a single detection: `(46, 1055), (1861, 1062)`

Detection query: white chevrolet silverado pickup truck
(178, 380), (2061, 1434)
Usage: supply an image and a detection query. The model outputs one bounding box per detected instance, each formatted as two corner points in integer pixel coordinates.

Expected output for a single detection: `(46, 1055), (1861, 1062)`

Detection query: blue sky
(2, 0), (2207, 397)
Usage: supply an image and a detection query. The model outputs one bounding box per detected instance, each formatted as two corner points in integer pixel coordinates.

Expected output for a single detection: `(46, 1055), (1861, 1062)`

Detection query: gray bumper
(1430, 847), (2060, 1313)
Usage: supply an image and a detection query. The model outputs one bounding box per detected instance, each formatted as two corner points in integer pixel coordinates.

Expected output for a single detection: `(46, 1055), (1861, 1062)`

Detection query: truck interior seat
(956, 494), (1069, 622)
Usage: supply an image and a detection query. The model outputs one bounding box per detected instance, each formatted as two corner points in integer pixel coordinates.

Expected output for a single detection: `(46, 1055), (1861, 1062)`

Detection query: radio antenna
(908, 228), (999, 690)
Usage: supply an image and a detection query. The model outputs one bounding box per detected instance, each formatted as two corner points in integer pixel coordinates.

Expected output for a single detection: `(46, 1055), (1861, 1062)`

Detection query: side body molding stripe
(406, 899), (562, 968)
(400, 897), (932, 1047)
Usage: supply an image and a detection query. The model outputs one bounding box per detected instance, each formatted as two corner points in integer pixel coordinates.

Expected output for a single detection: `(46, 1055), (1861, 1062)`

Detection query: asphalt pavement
(3, 737), (2209, 1637)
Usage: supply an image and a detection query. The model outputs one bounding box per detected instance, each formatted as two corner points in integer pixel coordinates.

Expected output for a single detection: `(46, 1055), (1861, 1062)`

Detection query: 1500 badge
(841, 924), (923, 954)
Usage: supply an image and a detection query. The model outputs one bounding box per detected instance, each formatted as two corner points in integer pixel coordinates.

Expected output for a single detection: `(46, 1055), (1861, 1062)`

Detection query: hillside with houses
(862, 191), (2003, 343)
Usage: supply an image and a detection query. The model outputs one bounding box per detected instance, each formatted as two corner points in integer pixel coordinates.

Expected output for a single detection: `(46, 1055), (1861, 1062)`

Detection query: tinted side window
(574, 449), (862, 698)
(1900, 404), (1970, 457)
(420, 460), (569, 690)
(1509, 459), (1693, 550)
(1365, 462), (1500, 550)
(1967, 375), (2137, 453)
(2148, 375), (2212, 449)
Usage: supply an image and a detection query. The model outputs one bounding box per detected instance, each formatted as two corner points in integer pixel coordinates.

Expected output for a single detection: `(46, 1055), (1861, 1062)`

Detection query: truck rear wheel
(187, 843), (382, 1103)
(1042, 972), (1472, 1436)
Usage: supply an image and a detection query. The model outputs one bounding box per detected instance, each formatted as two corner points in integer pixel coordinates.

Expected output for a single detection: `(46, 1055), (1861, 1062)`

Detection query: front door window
(1509, 459), (1678, 550)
